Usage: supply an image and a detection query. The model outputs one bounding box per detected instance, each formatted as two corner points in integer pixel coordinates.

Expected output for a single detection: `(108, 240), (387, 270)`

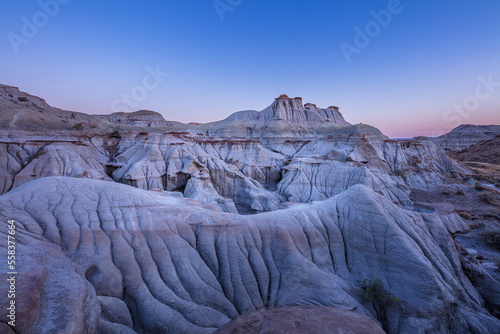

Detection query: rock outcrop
(213, 306), (385, 334)
(0, 84), (51, 109)
(96, 110), (179, 127)
(1, 86), (498, 333)
(225, 95), (350, 125)
(434, 124), (500, 151)
(1, 177), (499, 333)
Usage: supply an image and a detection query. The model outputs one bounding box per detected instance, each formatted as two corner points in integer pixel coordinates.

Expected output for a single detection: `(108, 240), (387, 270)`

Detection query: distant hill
(433, 124), (500, 151)
(452, 135), (500, 165)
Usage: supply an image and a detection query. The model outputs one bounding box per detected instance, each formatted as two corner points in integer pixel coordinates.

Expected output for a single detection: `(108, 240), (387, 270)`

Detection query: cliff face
(0, 86), (499, 334)
(259, 94), (350, 124)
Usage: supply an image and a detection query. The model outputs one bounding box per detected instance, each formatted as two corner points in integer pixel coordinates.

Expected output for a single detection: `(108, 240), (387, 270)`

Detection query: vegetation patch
(478, 191), (497, 205)
(358, 278), (401, 307)
(358, 278), (402, 329)
(458, 211), (471, 220)
(475, 182), (487, 191)
(394, 170), (405, 178)
(480, 228), (500, 249)
(26, 148), (45, 165)
(72, 122), (84, 130)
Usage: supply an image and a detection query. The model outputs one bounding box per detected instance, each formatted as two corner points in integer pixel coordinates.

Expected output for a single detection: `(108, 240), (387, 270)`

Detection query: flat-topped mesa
(260, 94), (350, 125)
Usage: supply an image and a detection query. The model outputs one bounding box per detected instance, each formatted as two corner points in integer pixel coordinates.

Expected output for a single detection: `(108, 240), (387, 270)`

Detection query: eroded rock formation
(1, 177), (499, 333)
(434, 124), (500, 151)
(0, 86), (499, 333)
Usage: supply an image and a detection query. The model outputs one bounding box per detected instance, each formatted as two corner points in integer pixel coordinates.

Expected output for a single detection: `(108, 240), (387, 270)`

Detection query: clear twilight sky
(1, 0), (499, 137)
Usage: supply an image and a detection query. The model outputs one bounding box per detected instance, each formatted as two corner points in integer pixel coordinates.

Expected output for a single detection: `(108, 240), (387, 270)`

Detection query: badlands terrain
(1, 84), (500, 333)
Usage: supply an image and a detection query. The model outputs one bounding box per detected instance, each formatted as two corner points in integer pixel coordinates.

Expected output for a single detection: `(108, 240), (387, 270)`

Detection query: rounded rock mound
(214, 306), (385, 334)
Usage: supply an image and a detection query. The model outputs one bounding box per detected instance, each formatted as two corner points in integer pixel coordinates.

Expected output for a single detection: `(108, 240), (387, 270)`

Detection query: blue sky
(1, 0), (499, 137)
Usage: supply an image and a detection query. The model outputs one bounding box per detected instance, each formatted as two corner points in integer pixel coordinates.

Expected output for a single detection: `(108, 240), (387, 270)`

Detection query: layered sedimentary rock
(1, 177), (499, 333)
(213, 306), (385, 334)
(1, 86), (498, 333)
(0, 84), (51, 109)
(96, 110), (180, 127)
(434, 124), (500, 151)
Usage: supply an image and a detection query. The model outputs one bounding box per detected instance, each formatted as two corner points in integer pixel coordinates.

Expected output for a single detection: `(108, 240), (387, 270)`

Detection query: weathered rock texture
(434, 124), (500, 151)
(95, 110), (180, 127)
(1, 177), (499, 333)
(213, 306), (385, 334)
(451, 135), (500, 165)
(0, 86), (499, 333)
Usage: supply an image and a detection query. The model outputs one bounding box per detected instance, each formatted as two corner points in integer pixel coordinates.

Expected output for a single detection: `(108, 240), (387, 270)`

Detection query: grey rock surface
(95, 110), (180, 127)
(0, 177), (499, 333)
(213, 306), (385, 334)
(1, 86), (499, 333)
(433, 124), (500, 151)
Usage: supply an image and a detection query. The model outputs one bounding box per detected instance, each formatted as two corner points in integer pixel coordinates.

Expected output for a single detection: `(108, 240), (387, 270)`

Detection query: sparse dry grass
(478, 191), (497, 205)
(468, 221), (485, 229)
(481, 228), (500, 249)
(458, 212), (471, 220)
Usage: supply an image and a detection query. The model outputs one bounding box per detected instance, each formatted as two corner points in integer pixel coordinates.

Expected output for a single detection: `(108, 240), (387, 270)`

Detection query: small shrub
(394, 170), (405, 178)
(475, 182), (486, 191)
(25, 148), (45, 164)
(469, 221), (484, 229)
(358, 278), (401, 307)
(458, 212), (471, 220)
(492, 256), (500, 272)
(17, 96), (28, 102)
(481, 228), (500, 248)
(410, 156), (421, 166)
(72, 122), (84, 130)
(109, 131), (121, 139)
(478, 191), (496, 205)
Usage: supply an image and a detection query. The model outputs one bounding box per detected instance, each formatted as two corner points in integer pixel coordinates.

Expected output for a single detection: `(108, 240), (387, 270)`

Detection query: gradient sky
(1, 0), (499, 137)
